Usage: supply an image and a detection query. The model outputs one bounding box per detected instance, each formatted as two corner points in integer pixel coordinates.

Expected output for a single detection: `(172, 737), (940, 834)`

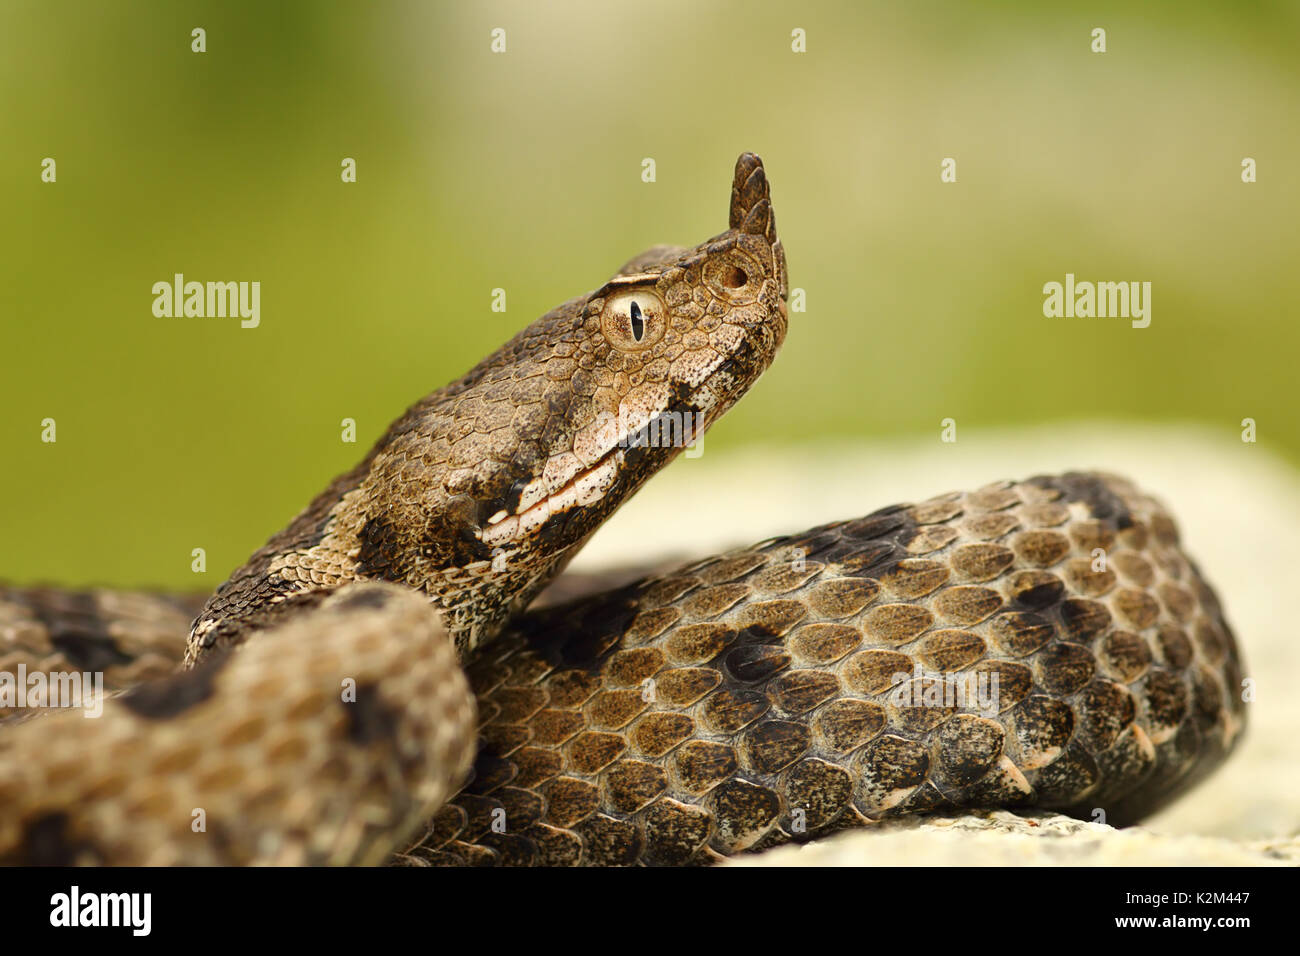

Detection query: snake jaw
(477, 382), (726, 553)
(479, 447), (624, 549)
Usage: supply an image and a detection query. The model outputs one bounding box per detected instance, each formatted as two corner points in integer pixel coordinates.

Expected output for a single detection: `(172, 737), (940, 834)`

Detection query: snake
(0, 154), (1246, 866)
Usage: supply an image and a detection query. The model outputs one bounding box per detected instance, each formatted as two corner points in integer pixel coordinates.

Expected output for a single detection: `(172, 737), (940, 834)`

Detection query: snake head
(466, 152), (788, 542)
(421, 153), (790, 647)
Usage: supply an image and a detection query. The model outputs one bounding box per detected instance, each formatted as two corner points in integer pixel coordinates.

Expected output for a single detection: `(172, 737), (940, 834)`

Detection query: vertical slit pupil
(629, 300), (644, 341)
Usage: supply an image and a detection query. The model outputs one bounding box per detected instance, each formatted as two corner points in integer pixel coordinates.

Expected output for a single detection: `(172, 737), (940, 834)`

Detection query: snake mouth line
(477, 408), (713, 549)
(478, 446), (626, 549)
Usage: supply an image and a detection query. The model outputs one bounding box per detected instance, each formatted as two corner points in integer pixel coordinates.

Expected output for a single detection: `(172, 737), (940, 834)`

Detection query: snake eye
(630, 301), (645, 341)
(599, 289), (667, 351)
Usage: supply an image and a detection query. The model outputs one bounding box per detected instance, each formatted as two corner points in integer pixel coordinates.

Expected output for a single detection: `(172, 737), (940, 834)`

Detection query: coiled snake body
(0, 155), (1245, 865)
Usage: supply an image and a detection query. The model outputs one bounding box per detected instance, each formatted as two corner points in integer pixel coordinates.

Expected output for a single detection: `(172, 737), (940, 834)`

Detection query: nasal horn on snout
(729, 153), (777, 245)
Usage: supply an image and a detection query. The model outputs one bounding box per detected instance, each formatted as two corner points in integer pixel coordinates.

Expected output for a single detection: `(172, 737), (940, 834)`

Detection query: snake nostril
(721, 266), (748, 289)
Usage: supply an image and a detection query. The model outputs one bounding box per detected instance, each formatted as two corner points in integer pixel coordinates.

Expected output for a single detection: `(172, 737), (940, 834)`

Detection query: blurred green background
(2, 0), (1297, 589)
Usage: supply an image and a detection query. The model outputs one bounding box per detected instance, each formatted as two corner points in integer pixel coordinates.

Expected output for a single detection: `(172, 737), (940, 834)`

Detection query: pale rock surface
(725, 811), (1300, 867)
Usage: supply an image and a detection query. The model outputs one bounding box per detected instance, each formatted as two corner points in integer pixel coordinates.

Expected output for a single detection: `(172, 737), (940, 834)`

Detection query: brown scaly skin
(1, 585), (476, 865)
(408, 474), (1245, 865)
(0, 588), (203, 720)
(1, 473), (1246, 865)
(187, 153), (789, 666)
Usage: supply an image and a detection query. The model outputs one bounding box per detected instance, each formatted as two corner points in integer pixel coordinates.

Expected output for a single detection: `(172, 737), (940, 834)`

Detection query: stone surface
(726, 810), (1300, 866)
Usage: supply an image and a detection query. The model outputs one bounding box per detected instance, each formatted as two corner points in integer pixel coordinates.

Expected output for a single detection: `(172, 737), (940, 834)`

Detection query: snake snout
(729, 154), (786, 307)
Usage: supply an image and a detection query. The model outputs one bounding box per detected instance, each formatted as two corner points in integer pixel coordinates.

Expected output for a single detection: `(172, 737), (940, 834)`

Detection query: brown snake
(0, 155), (1245, 865)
